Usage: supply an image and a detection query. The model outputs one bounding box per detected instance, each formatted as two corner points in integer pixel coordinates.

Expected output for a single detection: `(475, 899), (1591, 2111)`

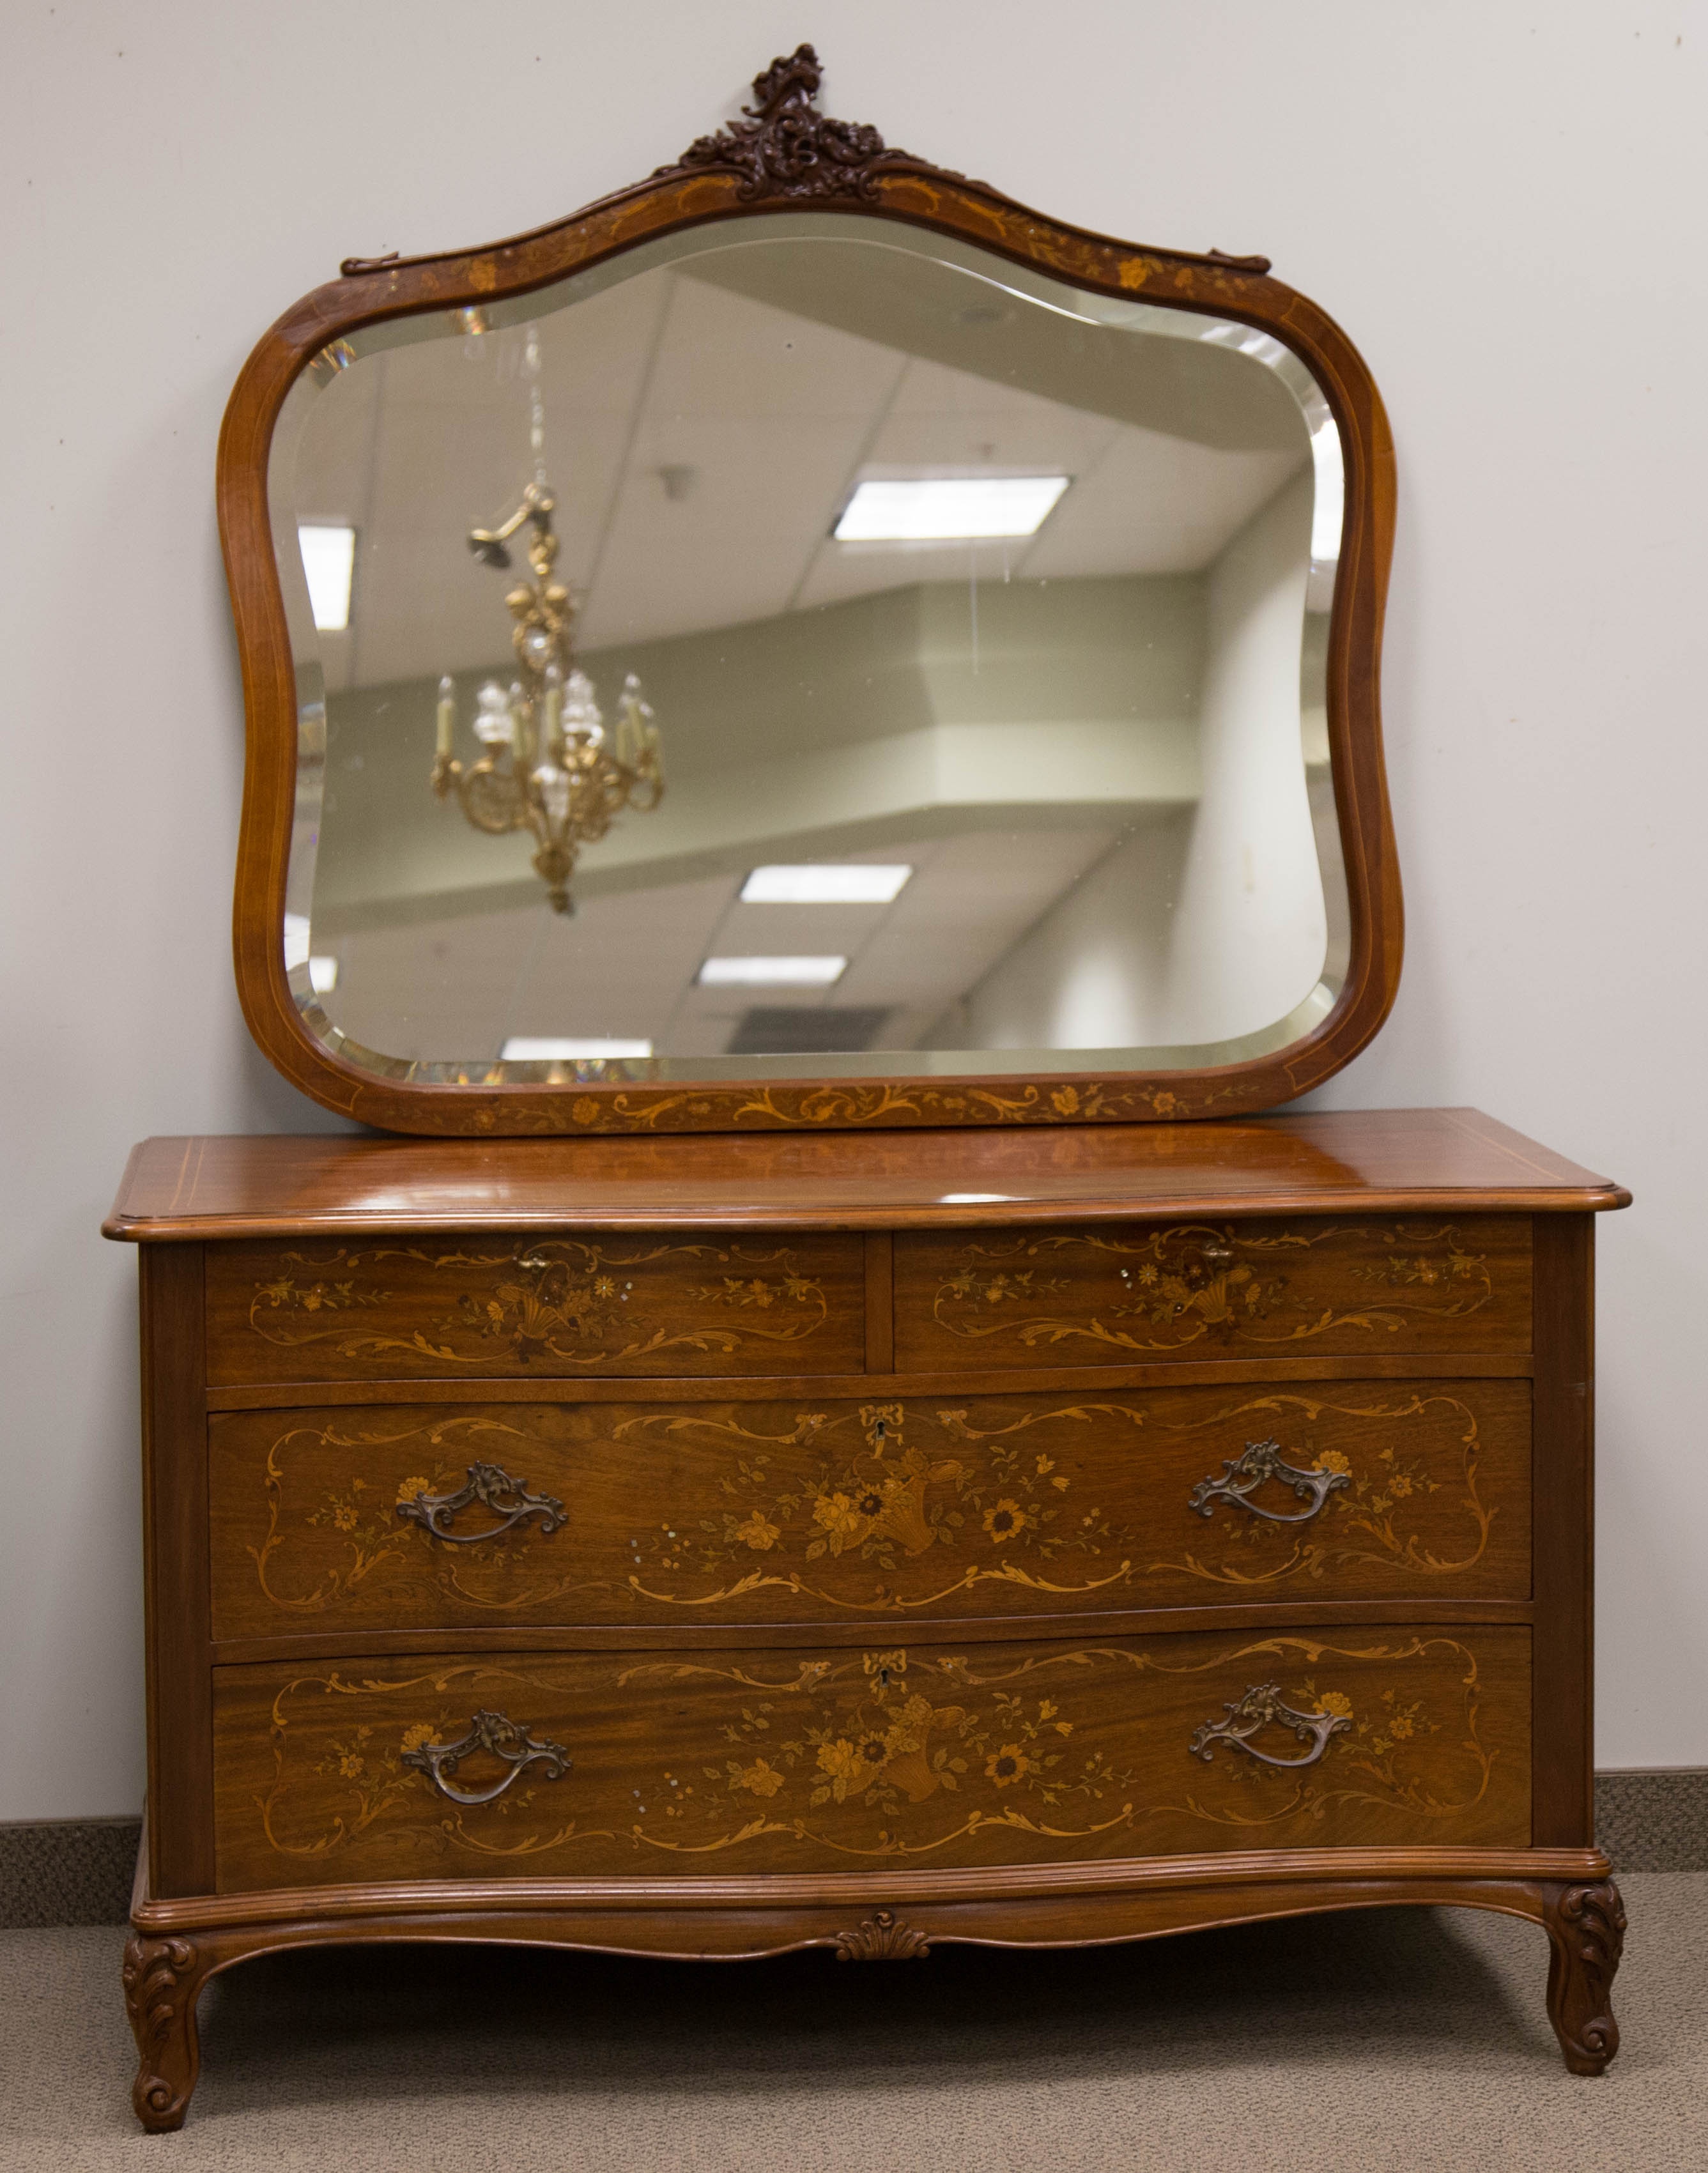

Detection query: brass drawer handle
(396, 1461), (567, 1545)
(1189, 1682), (1351, 1769)
(1198, 1238), (1236, 1267)
(1187, 1437), (1350, 1526)
(400, 1709), (571, 1806)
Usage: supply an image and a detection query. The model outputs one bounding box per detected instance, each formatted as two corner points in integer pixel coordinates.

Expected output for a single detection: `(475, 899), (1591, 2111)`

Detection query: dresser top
(104, 1109), (1628, 1241)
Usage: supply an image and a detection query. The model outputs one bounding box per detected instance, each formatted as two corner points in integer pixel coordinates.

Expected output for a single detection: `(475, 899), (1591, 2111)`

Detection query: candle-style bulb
(436, 673), (456, 757)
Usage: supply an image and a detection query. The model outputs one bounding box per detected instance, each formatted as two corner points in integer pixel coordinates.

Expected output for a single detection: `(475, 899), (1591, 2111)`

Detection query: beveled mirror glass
(224, 49), (1396, 1133)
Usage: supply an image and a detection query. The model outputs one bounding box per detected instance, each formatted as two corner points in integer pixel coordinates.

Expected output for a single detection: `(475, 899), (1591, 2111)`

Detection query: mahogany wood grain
(208, 1599), (1536, 1669)
(120, 1859), (1620, 2129)
(138, 1246), (215, 1898)
(137, 1843), (1612, 1932)
(1532, 1215), (1595, 1847)
(863, 1233), (895, 1372)
(106, 1112), (1628, 1242)
(206, 1379), (1531, 1640)
(204, 1229), (866, 1385)
(894, 1215), (1532, 1371)
(203, 1349), (1539, 1413)
(209, 1626), (1531, 1893)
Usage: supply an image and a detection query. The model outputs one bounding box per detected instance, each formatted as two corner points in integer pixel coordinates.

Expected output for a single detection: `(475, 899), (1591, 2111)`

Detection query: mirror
(272, 216), (1346, 1089)
(224, 49), (1396, 1132)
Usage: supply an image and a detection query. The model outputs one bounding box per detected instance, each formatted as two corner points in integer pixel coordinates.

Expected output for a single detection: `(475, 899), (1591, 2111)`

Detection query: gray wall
(1, 1), (1703, 1815)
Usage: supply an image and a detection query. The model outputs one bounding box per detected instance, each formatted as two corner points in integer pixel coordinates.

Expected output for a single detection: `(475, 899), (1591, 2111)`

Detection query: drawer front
(205, 1231), (866, 1385)
(212, 1625), (1531, 1891)
(894, 1216), (1532, 1370)
(210, 1381), (1530, 1639)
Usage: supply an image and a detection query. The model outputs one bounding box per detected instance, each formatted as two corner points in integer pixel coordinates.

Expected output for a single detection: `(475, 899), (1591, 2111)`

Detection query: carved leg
(121, 1933), (209, 2131)
(1541, 1880), (1626, 2075)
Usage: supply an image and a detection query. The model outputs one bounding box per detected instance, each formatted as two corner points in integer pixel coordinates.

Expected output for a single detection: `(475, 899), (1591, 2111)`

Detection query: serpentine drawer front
(210, 1624), (1533, 1891)
(893, 1218), (1534, 1371)
(208, 1379), (1532, 1638)
(204, 1230), (868, 1385)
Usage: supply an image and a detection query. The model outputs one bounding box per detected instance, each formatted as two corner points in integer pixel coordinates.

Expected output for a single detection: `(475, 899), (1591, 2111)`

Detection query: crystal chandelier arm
(468, 481), (555, 570)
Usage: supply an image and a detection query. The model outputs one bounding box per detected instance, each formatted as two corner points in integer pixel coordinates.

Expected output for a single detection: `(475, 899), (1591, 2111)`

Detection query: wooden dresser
(107, 1107), (1628, 2126)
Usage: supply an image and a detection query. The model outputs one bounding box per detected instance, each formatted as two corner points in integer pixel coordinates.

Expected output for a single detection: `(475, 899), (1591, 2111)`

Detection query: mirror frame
(219, 45), (1399, 1137)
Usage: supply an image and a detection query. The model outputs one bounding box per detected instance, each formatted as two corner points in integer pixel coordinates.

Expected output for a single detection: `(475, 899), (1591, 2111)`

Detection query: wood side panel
(208, 1380), (1532, 1639)
(204, 1230), (866, 1385)
(139, 1245), (215, 1896)
(1531, 1215), (1594, 1847)
(210, 1625), (1531, 1892)
(894, 1216), (1532, 1371)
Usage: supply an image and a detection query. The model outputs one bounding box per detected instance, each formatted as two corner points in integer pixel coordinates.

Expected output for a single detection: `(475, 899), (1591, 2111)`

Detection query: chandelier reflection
(430, 482), (663, 915)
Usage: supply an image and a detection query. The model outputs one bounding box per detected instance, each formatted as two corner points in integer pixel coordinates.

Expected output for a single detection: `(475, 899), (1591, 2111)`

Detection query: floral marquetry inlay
(895, 1219), (1532, 1369)
(208, 1230), (866, 1382)
(209, 1382), (1530, 1639)
(213, 1631), (1529, 1888)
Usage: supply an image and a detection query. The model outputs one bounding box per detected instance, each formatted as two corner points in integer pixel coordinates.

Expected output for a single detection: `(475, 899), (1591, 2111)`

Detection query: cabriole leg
(1541, 1879), (1626, 2075)
(121, 1933), (209, 2131)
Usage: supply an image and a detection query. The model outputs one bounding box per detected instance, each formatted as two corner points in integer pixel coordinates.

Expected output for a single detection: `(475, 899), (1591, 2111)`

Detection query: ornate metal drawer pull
(1199, 1239), (1236, 1266)
(1189, 1682), (1351, 1769)
(396, 1461), (567, 1545)
(400, 1708), (571, 1806)
(1187, 1437), (1350, 1524)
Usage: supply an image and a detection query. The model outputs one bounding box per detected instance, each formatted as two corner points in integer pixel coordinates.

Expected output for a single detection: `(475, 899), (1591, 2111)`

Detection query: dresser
(109, 1107), (1628, 2126)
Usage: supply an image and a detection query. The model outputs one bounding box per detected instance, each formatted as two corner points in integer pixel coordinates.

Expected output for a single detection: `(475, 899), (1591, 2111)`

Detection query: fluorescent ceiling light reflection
(308, 957), (338, 995)
(298, 523), (355, 631)
(500, 1038), (654, 1060)
(739, 864), (912, 905)
(833, 476), (1069, 542)
(698, 956), (847, 987)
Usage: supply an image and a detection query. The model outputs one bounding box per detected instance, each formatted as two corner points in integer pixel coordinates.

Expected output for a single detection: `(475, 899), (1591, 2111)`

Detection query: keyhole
(877, 1666), (891, 1689)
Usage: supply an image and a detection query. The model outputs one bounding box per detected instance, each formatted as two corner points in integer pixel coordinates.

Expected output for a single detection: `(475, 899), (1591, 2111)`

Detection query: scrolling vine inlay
(217, 1387), (1518, 1634)
(229, 1236), (843, 1373)
(907, 1221), (1523, 1364)
(225, 1633), (1524, 1880)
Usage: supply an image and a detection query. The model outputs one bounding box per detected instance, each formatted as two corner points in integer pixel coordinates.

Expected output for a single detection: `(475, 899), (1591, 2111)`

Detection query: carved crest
(666, 43), (926, 203)
(834, 1908), (933, 1961)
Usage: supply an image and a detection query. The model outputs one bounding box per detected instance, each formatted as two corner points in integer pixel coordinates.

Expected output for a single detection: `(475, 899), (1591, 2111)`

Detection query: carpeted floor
(3, 1875), (1703, 2170)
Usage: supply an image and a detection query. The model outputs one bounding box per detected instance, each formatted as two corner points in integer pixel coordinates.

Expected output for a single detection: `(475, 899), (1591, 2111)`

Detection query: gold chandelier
(430, 480), (663, 915)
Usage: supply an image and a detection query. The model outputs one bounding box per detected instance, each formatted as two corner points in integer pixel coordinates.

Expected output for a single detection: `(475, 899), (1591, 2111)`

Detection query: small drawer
(211, 1624), (1532, 1891)
(209, 1380), (1530, 1641)
(204, 1231), (867, 1385)
(893, 1216), (1532, 1371)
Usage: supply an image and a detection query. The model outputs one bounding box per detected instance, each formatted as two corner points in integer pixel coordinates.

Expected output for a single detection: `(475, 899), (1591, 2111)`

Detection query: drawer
(204, 1231), (866, 1385)
(894, 1216), (1532, 1370)
(211, 1625), (1531, 1891)
(209, 1381), (1531, 1639)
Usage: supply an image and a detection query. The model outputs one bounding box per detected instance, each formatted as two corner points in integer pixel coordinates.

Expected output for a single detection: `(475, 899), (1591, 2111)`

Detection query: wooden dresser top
(104, 1109), (1628, 1241)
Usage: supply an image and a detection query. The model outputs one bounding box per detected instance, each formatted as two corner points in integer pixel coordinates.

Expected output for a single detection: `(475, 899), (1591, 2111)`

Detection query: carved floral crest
(667, 43), (925, 203)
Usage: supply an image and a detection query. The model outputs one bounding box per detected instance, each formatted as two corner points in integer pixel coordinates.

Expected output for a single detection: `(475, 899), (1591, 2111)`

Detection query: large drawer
(893, 1217), (1532, 1370)
(211, 1625), (1532, 1891)
(204, 1231), (867, 1385)
(208, 1380), (1530, 1638)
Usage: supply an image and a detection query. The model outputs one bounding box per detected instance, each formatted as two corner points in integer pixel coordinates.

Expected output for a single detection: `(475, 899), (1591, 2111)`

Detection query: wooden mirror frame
(219, 45), (1399, 1138)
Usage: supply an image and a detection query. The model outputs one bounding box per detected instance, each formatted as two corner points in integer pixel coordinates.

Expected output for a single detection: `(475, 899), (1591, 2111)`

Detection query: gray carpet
(3, 1876), (1703, 2170)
